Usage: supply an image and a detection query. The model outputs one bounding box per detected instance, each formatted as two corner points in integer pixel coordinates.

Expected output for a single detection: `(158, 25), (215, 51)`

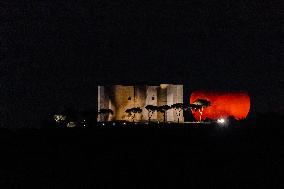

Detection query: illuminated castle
(98, 84), (183, 123)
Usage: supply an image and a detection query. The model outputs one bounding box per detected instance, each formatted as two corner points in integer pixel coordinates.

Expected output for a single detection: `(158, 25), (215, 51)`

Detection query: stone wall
(145, 86), (158, 120)
(98, 84), (183, 123)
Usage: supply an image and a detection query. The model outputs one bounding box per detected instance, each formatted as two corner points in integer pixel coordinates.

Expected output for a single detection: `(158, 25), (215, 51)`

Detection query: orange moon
(190, 91), (250, 121)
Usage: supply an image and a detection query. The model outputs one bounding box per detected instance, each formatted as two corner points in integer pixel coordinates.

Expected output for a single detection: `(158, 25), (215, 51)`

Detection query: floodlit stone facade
(98, 84), (183, 123)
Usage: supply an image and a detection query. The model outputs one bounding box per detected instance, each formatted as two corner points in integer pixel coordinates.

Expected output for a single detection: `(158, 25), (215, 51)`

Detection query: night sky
(1, 1), (283, 127)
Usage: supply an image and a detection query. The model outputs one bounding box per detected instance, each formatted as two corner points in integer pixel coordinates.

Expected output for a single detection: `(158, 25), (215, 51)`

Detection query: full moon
(190, 91), (250, 121)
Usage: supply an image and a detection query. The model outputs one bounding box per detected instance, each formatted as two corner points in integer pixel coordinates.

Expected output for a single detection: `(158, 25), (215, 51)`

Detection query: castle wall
(170, 85), (184, 122)
(166, 85), (175, 122)
(135, 86), (147, 121)
(157, 87), (167, 122)
(98, 84), (184, 123)
(145, 86), (158, 120)
(98, 86), (111, 121)
(112, 85), (134, 121)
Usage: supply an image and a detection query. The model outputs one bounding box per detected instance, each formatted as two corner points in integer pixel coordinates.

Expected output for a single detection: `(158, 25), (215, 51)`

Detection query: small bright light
(102, 123), (105, 126)
(123, 122), (126, 125)
(217, 118), (225, 124)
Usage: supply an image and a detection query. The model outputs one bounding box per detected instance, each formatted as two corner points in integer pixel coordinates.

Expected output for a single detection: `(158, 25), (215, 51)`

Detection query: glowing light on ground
(217, 118), (225, 124)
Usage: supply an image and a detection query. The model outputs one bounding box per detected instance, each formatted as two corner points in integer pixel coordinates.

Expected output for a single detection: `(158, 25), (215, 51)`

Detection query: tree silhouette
(98, 109), (113, 122)
(145, 105), (157, 124)
(192, 99), (211, 107)
(157, 105), (171, 123)
(125, 107), (142, 122)
(191, 99), (211, 122)
(171, 103), (184, 123)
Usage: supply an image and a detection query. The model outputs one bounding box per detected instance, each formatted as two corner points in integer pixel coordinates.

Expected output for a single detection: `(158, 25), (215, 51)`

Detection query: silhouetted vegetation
(145, 105), (158, 124)
(191, 99), (211, 122)
(98, 109), (113, 122)
(171, 103), (183, 123)
(157, 105), (171, 123)
(125, 107), (143, 122)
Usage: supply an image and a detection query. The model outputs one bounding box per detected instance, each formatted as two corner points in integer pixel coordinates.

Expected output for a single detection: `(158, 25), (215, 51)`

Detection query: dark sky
(1, 1), (283, 127)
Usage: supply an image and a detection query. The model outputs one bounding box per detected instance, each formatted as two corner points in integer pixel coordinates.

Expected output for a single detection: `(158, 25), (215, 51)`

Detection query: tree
(125, 107), (142, 122)
(171, 103), (184, 123)
(192, 99), (211, 107)
(180, 103), (196, 122)
(145, 105), (158, 124)
(182, 104), (191, 111)
(157, 105), (171, 123)
(191, 99), (211, 122)
(98, 109), (114, 122)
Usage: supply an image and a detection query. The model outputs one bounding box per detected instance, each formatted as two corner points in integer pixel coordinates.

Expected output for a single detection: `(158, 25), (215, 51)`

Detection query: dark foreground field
(0, 122), (283, 188)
